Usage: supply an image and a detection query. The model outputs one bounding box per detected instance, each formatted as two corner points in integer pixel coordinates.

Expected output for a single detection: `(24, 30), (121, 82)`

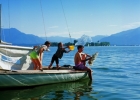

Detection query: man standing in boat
(74, 45), (92, 80)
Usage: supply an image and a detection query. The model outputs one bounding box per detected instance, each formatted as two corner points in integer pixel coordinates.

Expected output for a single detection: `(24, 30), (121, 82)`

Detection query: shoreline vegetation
(11, 40), (140, 47)
(12, 41), (140, 47)
(13, 40), (110, 47)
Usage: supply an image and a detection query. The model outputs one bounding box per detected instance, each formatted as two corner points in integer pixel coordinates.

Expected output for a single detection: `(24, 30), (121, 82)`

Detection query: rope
(60, 0), (72, 43)
(1, 0), (11, 42)
(2, 0), (12, 70)
(40, 0), (47, 40)
(0, 4), (1, 43)
(8, 0), (11, 32)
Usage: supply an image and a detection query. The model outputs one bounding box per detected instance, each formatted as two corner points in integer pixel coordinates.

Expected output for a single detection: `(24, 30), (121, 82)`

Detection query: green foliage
(74, 40), (78, 45)
(50, 42), (58, 46)
(50, 40), (110, 46)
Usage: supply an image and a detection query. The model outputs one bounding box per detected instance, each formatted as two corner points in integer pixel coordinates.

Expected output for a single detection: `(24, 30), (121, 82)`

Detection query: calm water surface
(0, 46), (140, 100)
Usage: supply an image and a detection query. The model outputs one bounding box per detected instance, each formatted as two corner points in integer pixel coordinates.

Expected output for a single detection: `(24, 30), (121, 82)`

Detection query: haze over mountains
(1, 27), (140, 46)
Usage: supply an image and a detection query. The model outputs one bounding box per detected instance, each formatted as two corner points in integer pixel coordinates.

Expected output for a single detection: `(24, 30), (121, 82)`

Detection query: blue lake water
(1, 46), (140, 100)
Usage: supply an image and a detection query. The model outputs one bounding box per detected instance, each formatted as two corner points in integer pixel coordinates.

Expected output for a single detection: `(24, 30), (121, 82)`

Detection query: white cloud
(71, 31), (93, 38)
(109, 25), (117, 27)
(121, 22), (140, 30)
(39, 31), (93, 38)
(46, 31), (69, 37)
(72, 31), (92, 35)
(48, 26), (59, 29)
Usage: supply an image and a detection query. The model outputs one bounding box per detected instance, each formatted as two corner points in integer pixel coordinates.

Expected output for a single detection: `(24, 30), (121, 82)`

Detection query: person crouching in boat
(48, 42), (71, 70)
(30, 41), (51, 71)
(74, 45), (92, 80)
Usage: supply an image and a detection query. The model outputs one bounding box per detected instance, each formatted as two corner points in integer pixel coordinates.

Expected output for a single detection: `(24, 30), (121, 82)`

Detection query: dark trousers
(51, 54), (59, 64)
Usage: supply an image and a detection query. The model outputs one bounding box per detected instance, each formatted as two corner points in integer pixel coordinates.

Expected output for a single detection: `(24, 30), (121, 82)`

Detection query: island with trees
(50, 40), (110, 46)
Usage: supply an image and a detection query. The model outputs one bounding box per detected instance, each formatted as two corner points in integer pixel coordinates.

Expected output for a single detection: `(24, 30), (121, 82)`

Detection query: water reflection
(0, 79), (93, 100)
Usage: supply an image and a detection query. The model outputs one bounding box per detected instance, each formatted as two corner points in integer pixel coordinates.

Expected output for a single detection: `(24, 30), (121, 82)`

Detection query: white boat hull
(0, 69), (89, 88)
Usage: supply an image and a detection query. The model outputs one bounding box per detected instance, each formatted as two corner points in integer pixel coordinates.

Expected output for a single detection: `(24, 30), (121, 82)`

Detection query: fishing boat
(0, 40), (89, 88)
(0, 4), (90, 88)
(0, 68), (88, 88)
(0, 42), (89, 88)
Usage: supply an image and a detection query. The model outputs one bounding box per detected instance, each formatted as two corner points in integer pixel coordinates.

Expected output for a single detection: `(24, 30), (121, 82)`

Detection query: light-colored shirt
(36, 45), (49, 55)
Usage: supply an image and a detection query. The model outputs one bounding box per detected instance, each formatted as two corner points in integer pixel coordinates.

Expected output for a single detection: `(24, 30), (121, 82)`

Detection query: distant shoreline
(12, 44), (140, 47)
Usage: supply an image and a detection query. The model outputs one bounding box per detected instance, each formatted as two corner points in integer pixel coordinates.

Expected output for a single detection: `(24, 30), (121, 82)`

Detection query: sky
(0, 0), (140, 39)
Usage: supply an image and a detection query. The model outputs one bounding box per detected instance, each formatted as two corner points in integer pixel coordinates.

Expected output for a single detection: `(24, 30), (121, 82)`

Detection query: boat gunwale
(0, 70), (88, 74)
(0, 45), (33, 50)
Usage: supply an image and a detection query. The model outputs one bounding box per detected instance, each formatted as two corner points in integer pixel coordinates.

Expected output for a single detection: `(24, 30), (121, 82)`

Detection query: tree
(74, 40), (78, 45)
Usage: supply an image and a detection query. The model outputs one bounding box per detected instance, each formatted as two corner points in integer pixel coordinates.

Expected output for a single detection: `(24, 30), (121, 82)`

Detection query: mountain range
(1, 28), (44, 45)
(100, 27), (140, 45)
(1, 27), (140, 46)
